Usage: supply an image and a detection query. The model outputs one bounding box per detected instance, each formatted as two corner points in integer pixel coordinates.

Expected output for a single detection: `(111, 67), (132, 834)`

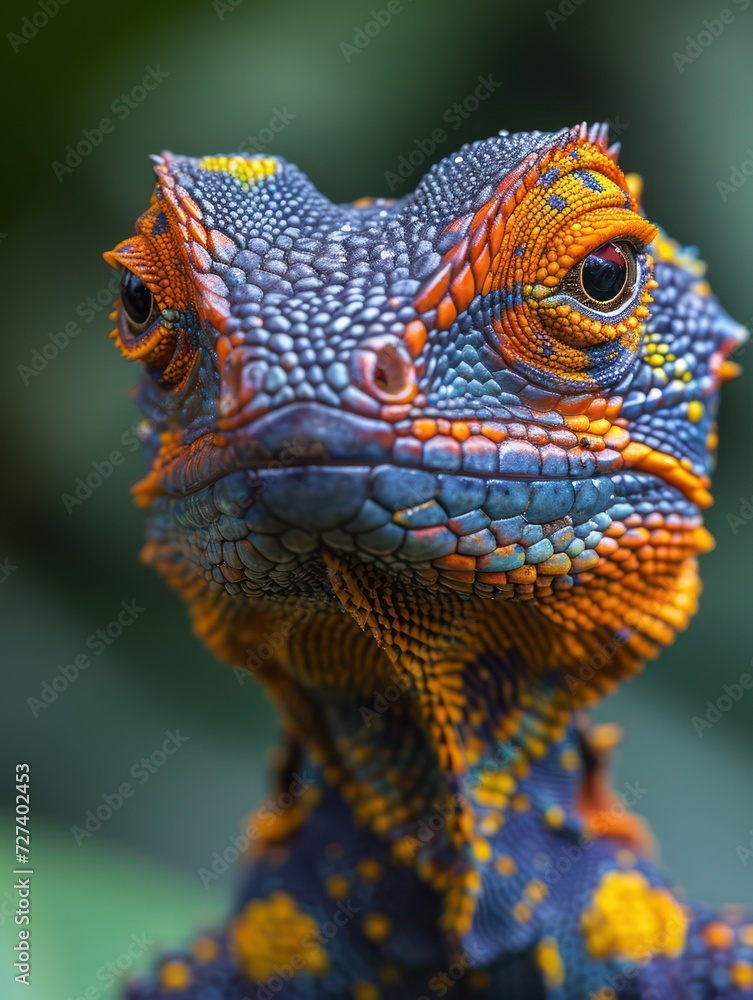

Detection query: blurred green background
(1, 0), (752, 995)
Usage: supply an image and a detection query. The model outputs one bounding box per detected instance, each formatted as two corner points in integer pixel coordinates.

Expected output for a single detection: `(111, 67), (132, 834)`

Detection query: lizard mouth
(135, 402), (712, 599)
(133, 401), (712, 512)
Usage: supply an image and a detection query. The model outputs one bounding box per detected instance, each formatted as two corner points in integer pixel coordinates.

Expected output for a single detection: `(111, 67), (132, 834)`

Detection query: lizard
(104, 122), (750, 999)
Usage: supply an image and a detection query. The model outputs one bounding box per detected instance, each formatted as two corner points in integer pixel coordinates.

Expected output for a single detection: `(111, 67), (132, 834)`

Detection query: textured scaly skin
(105, 124), (751, 999)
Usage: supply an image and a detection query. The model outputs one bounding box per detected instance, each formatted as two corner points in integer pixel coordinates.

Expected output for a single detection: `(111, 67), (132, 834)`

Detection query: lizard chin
(140, 438), (709, 766)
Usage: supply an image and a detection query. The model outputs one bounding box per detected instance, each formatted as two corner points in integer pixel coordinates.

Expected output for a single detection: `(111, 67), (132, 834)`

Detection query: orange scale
(435, 554), (476, 570)
(604, 426), (631, 450)
(471, 246), (492, 286)
(415, 263), (452, 310)
(207, 229), (236, 257)
(404, 319), (427, 358)
(412, 419), (437, 441)
(481, 424), (507, 443)
(596, 564), (624, 583)
(186, 215), (207, 245)
(643, 513), (666, 528)
(436, 297), (458, 330)
(620, 528), (651, 548)
(578, 434), (605, 452)
(586, 398), (608, 419)
(610, 547), (635, 563)
(451, 263), (475, 307)
(568, 410), (599, 436)
(527, 426), (550, 445)
(637, 546), (661, 563)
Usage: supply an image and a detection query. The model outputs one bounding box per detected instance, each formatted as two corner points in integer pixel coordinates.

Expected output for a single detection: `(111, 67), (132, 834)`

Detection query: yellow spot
(732, 961), (753, 989)
(353, 982), (381, 1000)
(472, 838), (492, 863)
(511, 793), (530, 812)
(465, 869), (482, 893)
(544, 804), (566, 829)
(581, 871), (687, 962)
(497, 772), (517, 794)
(687, 400), (704, 424)
(392, 838), (417, 866)
(191, 936), (219, 963)
(159, 960), (192, 991)
(357, 857), (382, 882)
(326, 873), (350, 901)
(198, 155), (277, 191)
(495, 855), (517, 876)
(536, 937), (565, 988)
(525, 879), (548, 904)
(363, 913), (392, 944)
(479, 813), (503, 835)
(647, 353), (665, 368)
(231, 892), (329, 981)
(559, 748), (580, 771)
(472, 786), (507, 809)
(513, 901), (532, 923)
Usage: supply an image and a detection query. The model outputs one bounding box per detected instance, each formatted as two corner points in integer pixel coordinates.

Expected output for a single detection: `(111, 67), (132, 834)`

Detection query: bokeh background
(1, 0), (752, 995)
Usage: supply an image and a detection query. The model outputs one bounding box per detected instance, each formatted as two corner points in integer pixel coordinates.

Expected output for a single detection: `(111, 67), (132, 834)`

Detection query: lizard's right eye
(577, 241), (633, 305)
(120, 270), (158, 338)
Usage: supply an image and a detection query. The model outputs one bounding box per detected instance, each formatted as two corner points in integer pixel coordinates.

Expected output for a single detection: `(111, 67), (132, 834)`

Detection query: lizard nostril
(353, 335), (417, 404)
(373, 344), (407, 394)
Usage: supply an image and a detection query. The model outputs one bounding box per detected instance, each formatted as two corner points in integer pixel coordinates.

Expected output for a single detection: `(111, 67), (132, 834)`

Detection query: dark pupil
(121, 270), (154, 326)
(580, 242), (628, 302)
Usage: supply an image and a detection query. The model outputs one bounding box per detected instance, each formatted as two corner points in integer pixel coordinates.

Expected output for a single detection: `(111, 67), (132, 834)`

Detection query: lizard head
(104, 124), (744, 764)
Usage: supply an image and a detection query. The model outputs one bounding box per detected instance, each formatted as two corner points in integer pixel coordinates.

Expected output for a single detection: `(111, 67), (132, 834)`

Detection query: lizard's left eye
(121, 270), (159, 337)
(570, 240), (637, 309)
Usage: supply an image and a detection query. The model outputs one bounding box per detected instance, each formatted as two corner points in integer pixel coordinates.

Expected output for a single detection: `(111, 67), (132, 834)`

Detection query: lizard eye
(120, 269), (159, 337)
(572, 240), (636, 308)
